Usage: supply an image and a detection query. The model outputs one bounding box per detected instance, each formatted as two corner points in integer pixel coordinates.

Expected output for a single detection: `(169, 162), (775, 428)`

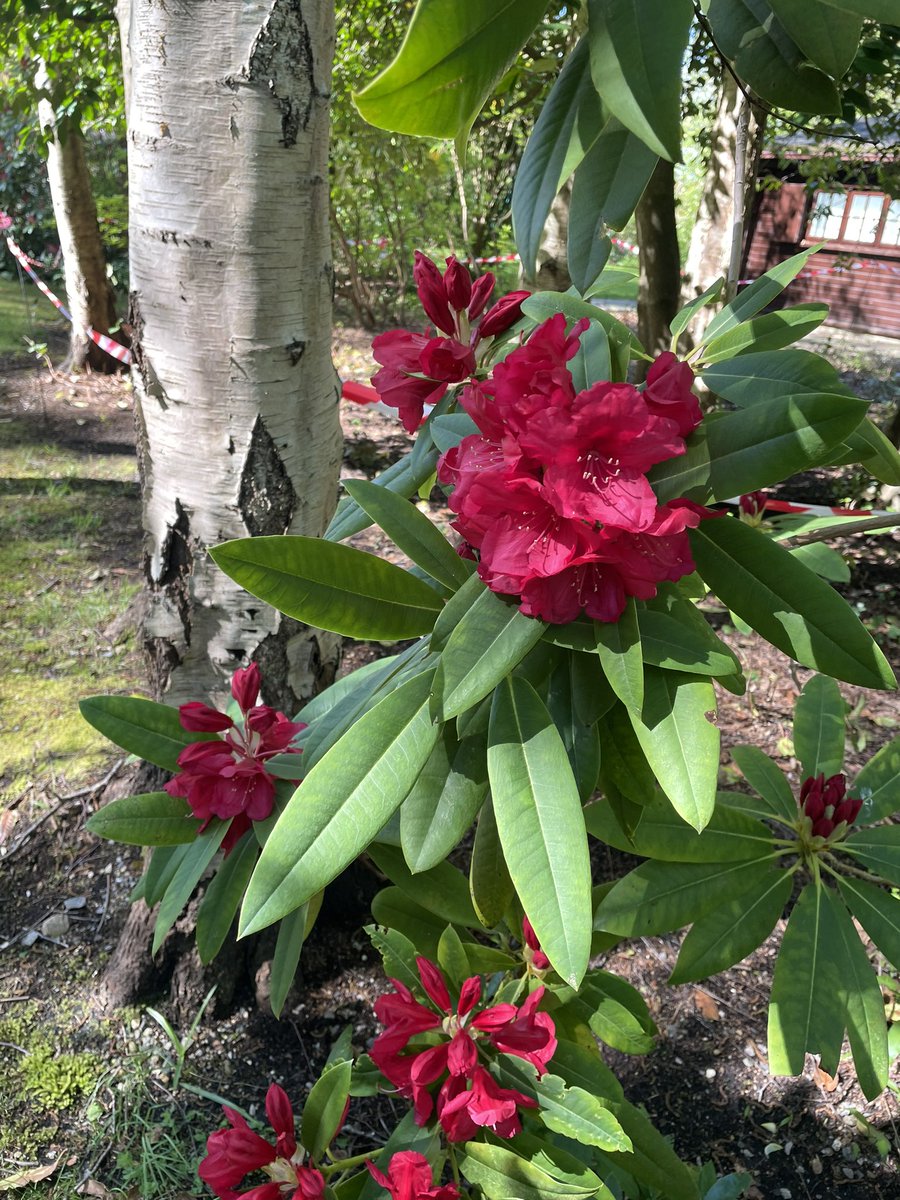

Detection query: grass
(0, 274), (66, 357)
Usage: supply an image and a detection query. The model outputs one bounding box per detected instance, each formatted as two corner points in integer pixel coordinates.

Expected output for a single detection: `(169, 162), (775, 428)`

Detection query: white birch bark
(119, 0), (342, 710)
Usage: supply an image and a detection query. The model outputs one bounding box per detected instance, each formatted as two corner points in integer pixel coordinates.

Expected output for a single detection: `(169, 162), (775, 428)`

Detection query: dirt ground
(1, 325), (899, 1199)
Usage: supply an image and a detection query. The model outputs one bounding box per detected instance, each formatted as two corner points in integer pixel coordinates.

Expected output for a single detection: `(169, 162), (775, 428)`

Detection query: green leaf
(789, 541), (850, 583)
(296, 654), (400, 724)
(195, 833), (258, 963)
(460, 1133), (607, 1200)
(585, 791), (775, 862)
(488, 677), (593, 986)
(638, 587), (740, 677)
(702, 248), (826, 343)
(767, 0), (862, 76)
(837, 875), (900, 975)
(729, 744), (797, 822)
(548, 1038), (624, 1103)
(595, 598), (643, 714)
(648, 393), (867, 505)
(567, 321), (612, 395)
(325, 447), (440, 543)
(599, 1098), (701, 1200)
(689, 517), (897, 690)
(670, 277), (725, 342)
(143, 844), (187, 909)
(701, 305), (829, 363)
(586, 0), (693, 161)
(594, 855), (779, 937)
(368, 844), (478, 928)
(343, 479), (470, 592)
(400, 724), (488, 873)
(520, 291), (644, 359)
(211, 537), (442, 641)
(240, 671), (440, 936)
(597, 703), (658, 811)
(430, 569), (485, 651)
(853, 734), (900, 823)
(366, 924), (422, 994)
(370, 887), (445, 959)
(707, 0), (841, 115)
(702, 348), (856, 406)
(842, 418), (900, 486)
(352, 0), (548, 142)
(584, 265), (640, 301)
(768, 881), (847, 1076)
(431, 588), (546, 722)
(628, 670), (719, 831)
(826, 888), (889, 1099)
(546, 659), (603, 803)
(469, 796), (514, 928)
(86, 792), (200, 846)
(843, 826), (900, 887)
(269, 903), (310, 1018)
(512, 36), (607, 278)
(79, 695), (208, 773)
(817, 0), (900, 20)
(301, 1060), (353, 1161)
(153, 823), (229, 954)
(570, 971), (657, 1055)
(794, 674), (845, 779)
(669, 868), (793, 984)
(537, 1073), (632, 1152)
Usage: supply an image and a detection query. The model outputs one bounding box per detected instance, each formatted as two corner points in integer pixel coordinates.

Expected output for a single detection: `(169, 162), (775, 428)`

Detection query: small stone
(705, 1068), (717, 1079)
(21, 930), (40, 947)
(778, 1190), (792, 1199)
(811, 1156), (823, 1175)
(64, 896), (87, 910)
(40, 913), (70, 938)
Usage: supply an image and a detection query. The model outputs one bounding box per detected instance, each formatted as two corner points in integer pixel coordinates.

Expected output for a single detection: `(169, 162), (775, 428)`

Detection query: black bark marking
(254, 620), (339, 714)
(239, 416), (298, 536)
(286, 338), (306, 365)
(246, 0), (314, 147)
(145, 499), (195, 696)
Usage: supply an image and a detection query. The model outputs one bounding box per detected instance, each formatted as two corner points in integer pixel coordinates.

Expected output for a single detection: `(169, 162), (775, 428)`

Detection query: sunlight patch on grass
(0, 275), (65, 356)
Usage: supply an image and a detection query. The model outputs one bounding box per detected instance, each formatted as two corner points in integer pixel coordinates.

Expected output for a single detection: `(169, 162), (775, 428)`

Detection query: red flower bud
(414, 251), (454, 334)
(739, 491), (767, 519)
(178, 701), (234, 733)
(443, 257), (472, 312)
(231, 662), (261, 711)
(811, 816), (835, 839)
(467, 272), (495, 320)
(478, 290), (530, 338)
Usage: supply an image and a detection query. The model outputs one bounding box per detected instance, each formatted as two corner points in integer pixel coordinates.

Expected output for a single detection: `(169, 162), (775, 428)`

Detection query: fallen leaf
(79, 1180), (112, 1199)
(0, 1156), (62, 1190)
(693, 988), (720, 1020)
(0, 808), (20, 846)
(813, 1064), (838, 1092)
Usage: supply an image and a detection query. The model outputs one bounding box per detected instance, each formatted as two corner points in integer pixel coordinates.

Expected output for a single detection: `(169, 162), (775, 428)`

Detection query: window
(806, 188), (898, 248)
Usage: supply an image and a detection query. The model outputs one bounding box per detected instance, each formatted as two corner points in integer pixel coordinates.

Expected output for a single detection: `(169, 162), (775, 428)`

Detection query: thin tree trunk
(635, 157), (680, 372)
(37, 71), (117, 372)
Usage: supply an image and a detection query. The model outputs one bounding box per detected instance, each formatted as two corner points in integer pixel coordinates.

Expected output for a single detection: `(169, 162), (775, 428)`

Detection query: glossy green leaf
(211, 537), (441, 641)
(600, 1098), (701, 1200)
(142, 844), (186, 909)
(79, 695), (209, 773)
(400, 724), (488, 873)
(585, 792), (775, 862)
(86, 792), (200, 846)
(595, 598), (643, 714)
(702, 248), (826, 343)
(437, 924), (472, 988)
(670, 277), (725, 342)
(343, 479), (471, 592)
(649, 393), (867, 505)
(669, 868), (793, 984)
(196, 833), (258, 963)
(240, 671), (439, 936)
(794, 674), (845, 779)
(368, 844), (478, 928)
(843, 826), (900, 887)
(270, 903), (310, 1018)
(572, 972), (656, 1055)
(430, 569), (485, 651)
(153, 823), (228, 954)
(549, 1038), (624, 1103)
(488, 677), (592, 986)
(789, 541), (850, 583)
(594, 855), (779, 937)
(325, 447), (440, 543)
(638, 588), (740, 677)
(841, 418), (900, 486)
(586, 0), (693, 161)
(301, 1060), (353, 1161)
(768, 880), (846, 1076)
(370, 887), (445, 959)
(366, 924), (422, 994)
(628, 669), (719, 831)
(689, 517), (897, 690)
(827, 888), (889, 1099)
(584, 265), (640, 301)
(702, 348), (855, 406)
(520, 291), (644, 358)
(296, 654), (399, 724)
(768, 0), (862, 76)
(729, 744), (797, 822)
(469, 796), (514, 928)
(546, 665), (603, 803)
(460, 1133), (606, 1200)
(707, 0), (841, 115)
(817, 0), (900, 19)
(853, 734), (900, 823)
(537, 1074), (632, 1151)
(431, 588), (546, 722)
(837, 875), (900, 974)
(353, 0), (548, 142)
(597, 703), (657, 811)
(701, 305), (829, 363)
(567, 321), (612, 394)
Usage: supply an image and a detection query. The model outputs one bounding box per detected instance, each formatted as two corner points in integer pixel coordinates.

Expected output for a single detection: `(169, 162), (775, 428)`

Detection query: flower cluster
(199, 1083), (325, 1200)
(799, 772), (862, 840)
(371, 957), (556, 1141)
(366, 1151), (459, 1200)
(165, 663), (306, 852)
(371, 251), (528, 433)
(437, 315), (709, 623)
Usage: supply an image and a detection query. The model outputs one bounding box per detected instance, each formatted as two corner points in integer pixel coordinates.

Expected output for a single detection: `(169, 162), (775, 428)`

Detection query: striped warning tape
(725, 496), (899, 520)
(5, 235), (133, 365)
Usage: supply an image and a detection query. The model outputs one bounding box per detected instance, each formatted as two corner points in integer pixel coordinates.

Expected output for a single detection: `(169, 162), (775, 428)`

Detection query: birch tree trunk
(37, 73), (118, 371)
(119, 0), (343, 712)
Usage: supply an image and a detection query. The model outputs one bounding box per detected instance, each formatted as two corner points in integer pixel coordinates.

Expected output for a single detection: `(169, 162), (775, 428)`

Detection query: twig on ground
(3, 757), (126, 858)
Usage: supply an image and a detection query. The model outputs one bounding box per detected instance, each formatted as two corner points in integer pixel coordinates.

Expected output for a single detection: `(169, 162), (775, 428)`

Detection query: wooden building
(743, 145), (899, 338)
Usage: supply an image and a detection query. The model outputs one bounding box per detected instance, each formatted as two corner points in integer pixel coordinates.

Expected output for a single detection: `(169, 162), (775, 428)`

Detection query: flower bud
(178, 701), (234, 732)
(414, 250), (455, 334)
(478, 290), (530, 338)
(231, 662), (261, 711)
(467, 272), (495, 320)
(443, 257), (472, 312)
(811, 816), (835, 839)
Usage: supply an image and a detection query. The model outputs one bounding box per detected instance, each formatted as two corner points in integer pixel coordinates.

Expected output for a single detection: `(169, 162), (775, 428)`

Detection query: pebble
(705, 1068), (716, 1079)
(40, 912), (70, 938)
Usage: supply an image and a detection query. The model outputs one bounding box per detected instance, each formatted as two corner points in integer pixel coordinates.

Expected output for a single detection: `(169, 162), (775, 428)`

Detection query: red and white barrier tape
(5, 235), (133, 365)
(725, 496), (899, 520)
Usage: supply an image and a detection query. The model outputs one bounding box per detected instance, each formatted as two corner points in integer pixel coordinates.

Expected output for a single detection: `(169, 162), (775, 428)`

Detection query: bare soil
(1, 328), (899, 1199)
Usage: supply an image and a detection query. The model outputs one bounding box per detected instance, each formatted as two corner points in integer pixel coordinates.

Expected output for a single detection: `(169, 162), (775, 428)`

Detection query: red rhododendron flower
(438, 314), (714, 623)
(799, 772), (862, 839)
(366, 1151), (459, 1200)
(436, 1067), (538, 1142)
(370, 252), (529, 432)
(199, 1083), (325, 1200)
(370, 957), (555, 1139)
(738, 490), (768, 524)
(165, 664), (306, 852)
(522, 917), (550, 971)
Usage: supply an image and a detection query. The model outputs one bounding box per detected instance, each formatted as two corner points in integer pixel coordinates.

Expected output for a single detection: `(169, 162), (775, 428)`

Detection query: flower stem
(820, 854), (894, 890)
(321, 1150), (380, 1175)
